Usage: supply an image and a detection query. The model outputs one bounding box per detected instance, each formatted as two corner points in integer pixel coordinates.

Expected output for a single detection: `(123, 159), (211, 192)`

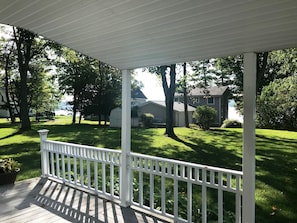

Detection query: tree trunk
(18, 65), (31, 130)
(11, 90), (20, 116)
(78, 112), (82, 124)
(165, 95), (175, 136)
(256, 52), (269, 93)
(72, 101), (77, 124)
(98, 113), (102, 126)
(183, 62), (189, 128)
(3, 47), (15, 123)
(13, 27), (34, 131)
(104, 115), (108, 126)
(161, 64), (176, 138)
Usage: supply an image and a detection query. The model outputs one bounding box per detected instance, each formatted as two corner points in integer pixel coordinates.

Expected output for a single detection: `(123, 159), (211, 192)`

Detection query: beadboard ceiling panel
(0, 0), (296, 69)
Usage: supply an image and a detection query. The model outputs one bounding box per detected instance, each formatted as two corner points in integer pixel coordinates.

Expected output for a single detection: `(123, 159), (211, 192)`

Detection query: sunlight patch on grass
(256, 129), (297, 139)
(0, 128), (18, 138)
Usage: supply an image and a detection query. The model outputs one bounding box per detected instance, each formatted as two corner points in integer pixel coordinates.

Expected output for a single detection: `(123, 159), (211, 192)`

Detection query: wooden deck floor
(0, 177), (172, 223)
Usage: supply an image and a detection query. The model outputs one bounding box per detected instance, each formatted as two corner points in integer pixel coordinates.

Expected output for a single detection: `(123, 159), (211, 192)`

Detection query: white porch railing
(39, 135), (121, 201)
(130, 153), (242, 223)
(38, 130), (243, 223)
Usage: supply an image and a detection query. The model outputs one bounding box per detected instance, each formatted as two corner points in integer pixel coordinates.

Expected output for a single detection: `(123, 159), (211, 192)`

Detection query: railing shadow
(13, 178), (170, 223)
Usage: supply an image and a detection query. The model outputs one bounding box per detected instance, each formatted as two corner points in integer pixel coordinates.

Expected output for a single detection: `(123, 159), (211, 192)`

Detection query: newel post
(120, 69), (132, 207)
(38, 129), (49, 177)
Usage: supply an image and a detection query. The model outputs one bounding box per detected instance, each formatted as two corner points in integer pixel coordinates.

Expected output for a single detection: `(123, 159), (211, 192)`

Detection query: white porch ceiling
(0, 0), (296, 69)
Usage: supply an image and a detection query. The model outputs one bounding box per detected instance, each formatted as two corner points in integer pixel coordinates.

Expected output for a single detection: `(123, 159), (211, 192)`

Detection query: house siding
(138, 103), (166, 124)
(191, 96), (221, 125)
(175, 87), (229, 126)
(110, 101), (195, 128)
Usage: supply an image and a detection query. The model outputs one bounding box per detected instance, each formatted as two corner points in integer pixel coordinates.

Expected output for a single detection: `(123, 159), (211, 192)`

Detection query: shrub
(193, 105), (217, 130)
(221, 119), (242, 128)
(257, 75), (297, 130)
(140, 113), (154, 128)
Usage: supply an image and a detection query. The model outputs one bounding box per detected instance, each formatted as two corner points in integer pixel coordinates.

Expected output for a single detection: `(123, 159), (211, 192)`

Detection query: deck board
(0, 178), (172, 223)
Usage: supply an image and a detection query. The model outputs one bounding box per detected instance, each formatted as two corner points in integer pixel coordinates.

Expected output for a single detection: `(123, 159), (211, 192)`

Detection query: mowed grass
(0, 116), (296, 222)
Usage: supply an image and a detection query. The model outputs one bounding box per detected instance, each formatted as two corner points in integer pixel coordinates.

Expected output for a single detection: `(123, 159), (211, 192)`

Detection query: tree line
(1, 24), (296, 133)
(148, 49), (296, 136)
(0, 25), (122, 130)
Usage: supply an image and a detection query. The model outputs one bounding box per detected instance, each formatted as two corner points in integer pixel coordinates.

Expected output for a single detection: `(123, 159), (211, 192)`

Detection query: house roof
(189, 86), (228, 97)
(139, 101), (196, 112)
(131, 88), (147, 99)
(0, 1), (296, 69)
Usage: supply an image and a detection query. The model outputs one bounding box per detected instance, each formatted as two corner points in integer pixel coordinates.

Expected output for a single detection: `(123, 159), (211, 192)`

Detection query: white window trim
(207, 97), (214, 105)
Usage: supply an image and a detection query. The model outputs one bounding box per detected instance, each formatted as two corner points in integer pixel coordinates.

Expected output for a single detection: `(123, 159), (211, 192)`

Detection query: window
(207, 97), (214, 104)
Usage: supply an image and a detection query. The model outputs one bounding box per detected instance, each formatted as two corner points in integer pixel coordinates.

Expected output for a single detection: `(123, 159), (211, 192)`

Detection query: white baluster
(202, 168), (207, 223)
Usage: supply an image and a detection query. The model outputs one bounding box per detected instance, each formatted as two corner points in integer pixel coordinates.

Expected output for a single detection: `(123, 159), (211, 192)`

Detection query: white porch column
(120, 69), (132, 207)
(243, 52), (257, 223)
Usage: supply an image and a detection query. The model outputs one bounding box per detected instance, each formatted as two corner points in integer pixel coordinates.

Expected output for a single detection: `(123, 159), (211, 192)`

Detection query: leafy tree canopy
(257, 75), (297, 130)
(214, 49), (297, 113)
(56, 48), (121, 125)
(0, 25), (61, 129)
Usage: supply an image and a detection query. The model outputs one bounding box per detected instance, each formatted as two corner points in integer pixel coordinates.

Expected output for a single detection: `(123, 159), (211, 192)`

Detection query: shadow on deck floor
(0, 177), (172, 223)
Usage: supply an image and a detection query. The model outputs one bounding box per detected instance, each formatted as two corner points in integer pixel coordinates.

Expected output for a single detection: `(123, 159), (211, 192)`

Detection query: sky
(134, 68), (164, 101)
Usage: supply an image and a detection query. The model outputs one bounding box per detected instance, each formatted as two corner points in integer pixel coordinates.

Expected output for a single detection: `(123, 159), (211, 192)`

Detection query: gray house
(131, 87), (147, 106)
(175, 86), (229, 126)
(110, 100), (196, 128)
(137, 101), (196, 127)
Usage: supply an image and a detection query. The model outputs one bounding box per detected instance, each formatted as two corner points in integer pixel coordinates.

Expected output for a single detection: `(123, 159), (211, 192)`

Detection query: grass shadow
(171, 134), (242, 170)
(1, 119), (297, 223)
(254, 132), (297, 222)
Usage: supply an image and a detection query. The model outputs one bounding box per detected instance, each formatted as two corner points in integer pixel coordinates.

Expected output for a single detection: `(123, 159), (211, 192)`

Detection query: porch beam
(120, 69), (132, 207)
(243, 52), (257, 223)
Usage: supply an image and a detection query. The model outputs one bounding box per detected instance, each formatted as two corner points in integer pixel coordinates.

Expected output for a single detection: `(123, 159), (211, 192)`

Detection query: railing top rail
(131, 152), (243, 176)
(43, 139), (242, 175)
(45, 139), (122, 154)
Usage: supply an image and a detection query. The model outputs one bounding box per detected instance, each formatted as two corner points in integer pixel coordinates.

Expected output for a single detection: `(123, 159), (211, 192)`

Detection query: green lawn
(0, 117), (296, 222)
